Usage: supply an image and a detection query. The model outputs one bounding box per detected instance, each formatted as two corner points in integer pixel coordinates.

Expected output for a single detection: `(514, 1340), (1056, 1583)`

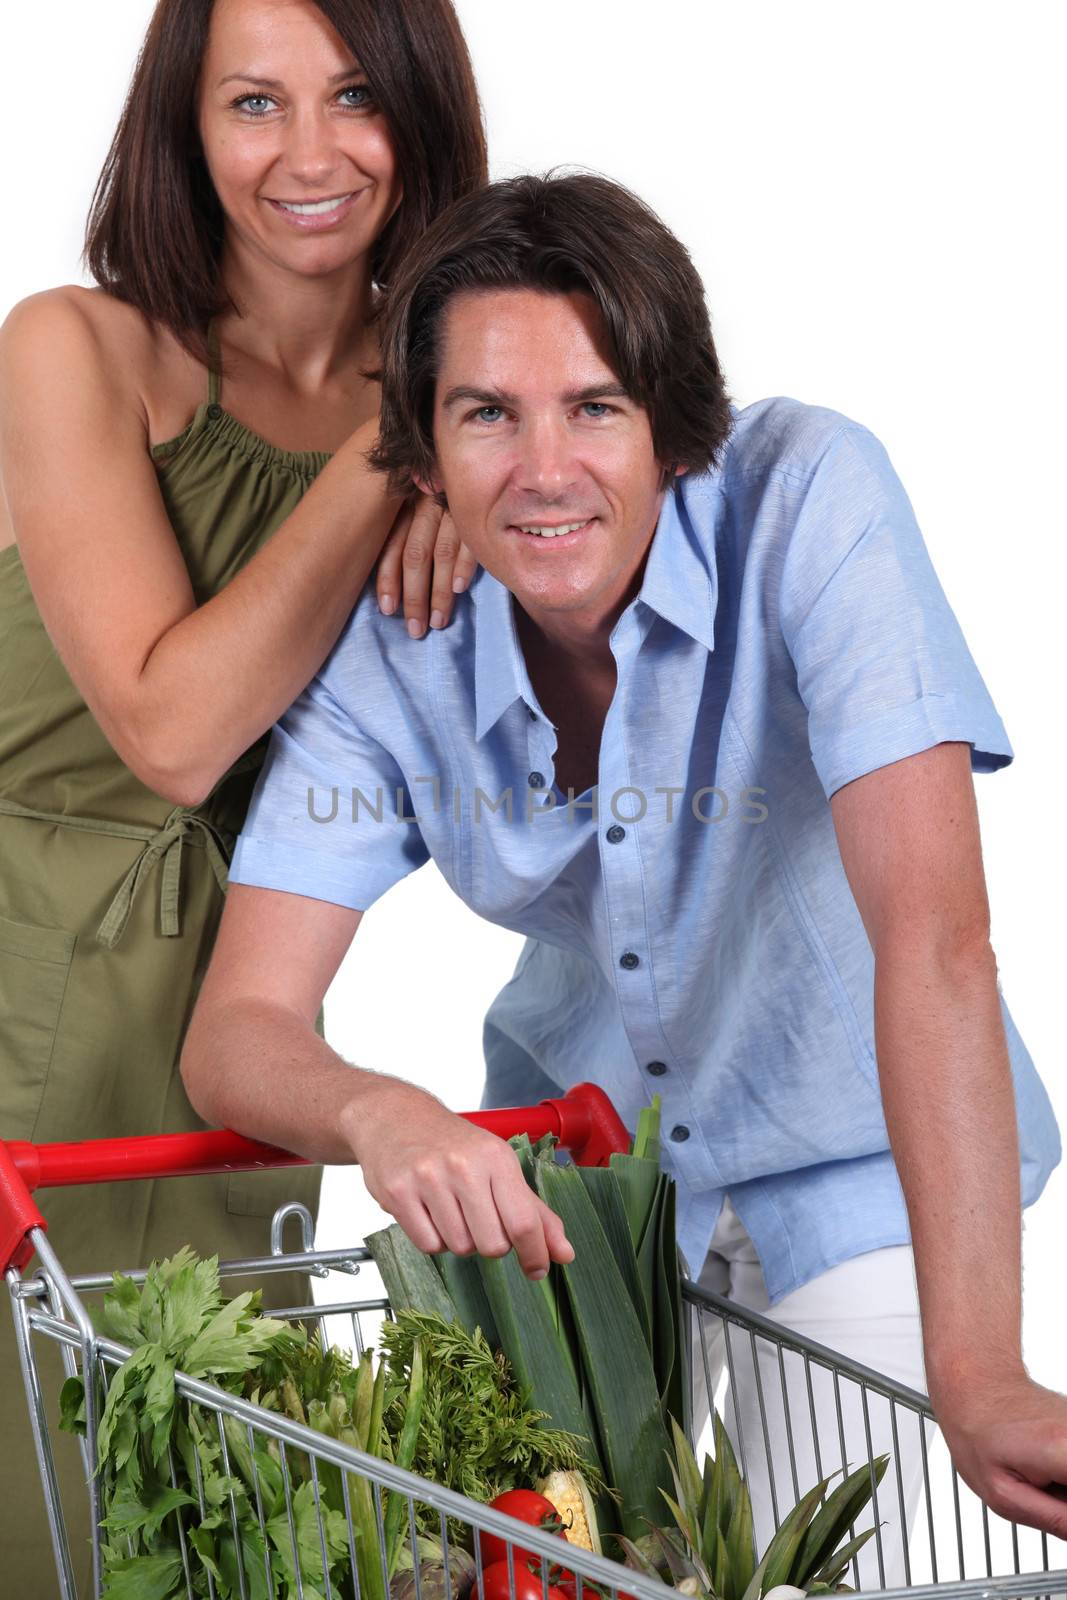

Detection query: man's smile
(508, 517), (597, 548)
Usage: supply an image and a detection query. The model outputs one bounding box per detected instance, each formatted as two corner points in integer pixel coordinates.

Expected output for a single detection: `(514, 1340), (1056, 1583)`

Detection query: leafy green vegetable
(60, 1249), (368, 1598)
(365, 1224), (459, 1322)
(378, 1309), (603, 1545)
(66, 1253), (601, 1598)
(365, 1118), (687, 1541)
(537, 1157), (674, 1538)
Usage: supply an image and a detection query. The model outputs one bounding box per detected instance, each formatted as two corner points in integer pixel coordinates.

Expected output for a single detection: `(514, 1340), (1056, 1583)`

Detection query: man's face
(428, 289), (669, 631)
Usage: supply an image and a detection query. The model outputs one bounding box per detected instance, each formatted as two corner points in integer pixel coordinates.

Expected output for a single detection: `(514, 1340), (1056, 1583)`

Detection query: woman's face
(198, 0), (402, 282)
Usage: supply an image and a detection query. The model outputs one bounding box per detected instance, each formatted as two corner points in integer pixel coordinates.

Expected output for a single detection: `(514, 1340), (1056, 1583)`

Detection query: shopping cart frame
(4, 1088), (1065, 1600)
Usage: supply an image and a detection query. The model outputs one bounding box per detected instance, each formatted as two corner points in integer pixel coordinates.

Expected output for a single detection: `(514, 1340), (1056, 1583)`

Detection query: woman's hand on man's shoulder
(373, 494), (478, 639)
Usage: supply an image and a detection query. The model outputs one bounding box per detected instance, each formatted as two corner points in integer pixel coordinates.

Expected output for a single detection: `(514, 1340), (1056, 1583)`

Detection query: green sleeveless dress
(0, 323), (332, 1592)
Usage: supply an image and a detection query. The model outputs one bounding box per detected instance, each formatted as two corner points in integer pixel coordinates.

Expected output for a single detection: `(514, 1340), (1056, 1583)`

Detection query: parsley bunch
(379, 1310), (602, 1545)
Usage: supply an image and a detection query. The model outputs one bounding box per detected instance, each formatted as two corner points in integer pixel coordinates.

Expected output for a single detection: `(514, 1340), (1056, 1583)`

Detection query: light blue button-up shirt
(228, 397), (1060, 1303)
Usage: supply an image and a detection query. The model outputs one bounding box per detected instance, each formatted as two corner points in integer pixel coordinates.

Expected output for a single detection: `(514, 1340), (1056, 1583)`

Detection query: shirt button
(527, 771), (545, 789)
(606, 824), (626, 844)
(619, 951), (640, 971)
(206, 403), (223, 420)
(669, 1124), (691, 1143)
(647, 1060), (668, 1077)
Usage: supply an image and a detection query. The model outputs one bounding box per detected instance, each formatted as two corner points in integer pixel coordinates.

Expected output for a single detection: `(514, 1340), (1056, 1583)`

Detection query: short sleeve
(228, 672), (430, 911)
(779, 425), (1013, 800)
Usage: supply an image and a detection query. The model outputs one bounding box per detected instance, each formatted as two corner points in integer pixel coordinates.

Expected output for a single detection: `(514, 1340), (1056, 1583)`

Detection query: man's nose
(515, 417), (579, 498)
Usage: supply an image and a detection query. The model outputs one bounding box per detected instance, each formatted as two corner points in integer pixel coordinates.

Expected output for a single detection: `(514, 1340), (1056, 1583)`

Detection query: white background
(2, 0), (1064, 1561)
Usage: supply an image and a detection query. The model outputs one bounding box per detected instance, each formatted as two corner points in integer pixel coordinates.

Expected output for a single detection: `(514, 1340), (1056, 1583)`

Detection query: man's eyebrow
(564, 383), (632, 405)
(441, 385), (519, 412)
(441, 381), (632, 412)
(217, 65), (365, 89)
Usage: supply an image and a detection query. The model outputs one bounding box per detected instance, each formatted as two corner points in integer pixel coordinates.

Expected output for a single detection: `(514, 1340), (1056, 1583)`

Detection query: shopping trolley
(3, 1084), (1064, 1600)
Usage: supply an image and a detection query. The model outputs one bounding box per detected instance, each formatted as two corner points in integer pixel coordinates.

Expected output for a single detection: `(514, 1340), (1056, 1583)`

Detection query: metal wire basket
(3, 1090), (1064, 1600)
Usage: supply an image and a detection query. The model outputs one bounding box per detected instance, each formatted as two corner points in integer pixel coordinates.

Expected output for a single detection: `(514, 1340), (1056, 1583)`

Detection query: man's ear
(658, 462), (688, 491)
(412, 470), (449, 512)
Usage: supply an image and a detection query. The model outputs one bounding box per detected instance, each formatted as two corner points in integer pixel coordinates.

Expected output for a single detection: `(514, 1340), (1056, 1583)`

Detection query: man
(182, 174), (1067, 1565)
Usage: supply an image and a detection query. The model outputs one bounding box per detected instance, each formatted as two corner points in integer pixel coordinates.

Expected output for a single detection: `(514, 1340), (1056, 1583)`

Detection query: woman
(0, 0), (485, 1586)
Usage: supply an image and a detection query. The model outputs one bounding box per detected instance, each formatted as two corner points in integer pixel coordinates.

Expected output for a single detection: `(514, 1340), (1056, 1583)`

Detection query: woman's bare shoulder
(3, 287), (148, 408)
(1, 286), (202, 444)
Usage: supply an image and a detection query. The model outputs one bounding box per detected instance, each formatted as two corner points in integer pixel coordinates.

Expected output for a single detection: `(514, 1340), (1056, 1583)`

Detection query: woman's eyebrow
(217, 65), (365, 89)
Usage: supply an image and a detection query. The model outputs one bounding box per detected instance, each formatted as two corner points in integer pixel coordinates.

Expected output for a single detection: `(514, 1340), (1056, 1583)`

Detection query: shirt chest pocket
(0, 910), (76, 1141)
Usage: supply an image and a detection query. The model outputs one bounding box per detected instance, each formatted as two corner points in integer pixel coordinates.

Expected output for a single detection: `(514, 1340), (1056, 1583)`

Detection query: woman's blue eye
(236, 94), (275, 117)
(232, 84), (372, 118)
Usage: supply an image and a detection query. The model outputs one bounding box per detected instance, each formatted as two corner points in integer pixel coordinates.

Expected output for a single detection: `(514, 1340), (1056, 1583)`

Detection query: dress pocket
(0, 910), (76, 1140)
(225, 1162), (323, 1222)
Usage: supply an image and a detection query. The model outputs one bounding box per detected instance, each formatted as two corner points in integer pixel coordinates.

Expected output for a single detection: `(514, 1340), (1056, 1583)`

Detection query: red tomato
(556, 1583), (636, 1600)
(476, 1561), (570, 1600)
(555, 1580), (600, 1600)
(479, 1490), (568, 1574)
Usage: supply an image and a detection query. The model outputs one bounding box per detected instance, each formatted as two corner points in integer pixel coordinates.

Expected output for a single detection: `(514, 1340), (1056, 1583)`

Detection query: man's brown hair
(370, 172), (733, 496)
(85, 0), (487, 366)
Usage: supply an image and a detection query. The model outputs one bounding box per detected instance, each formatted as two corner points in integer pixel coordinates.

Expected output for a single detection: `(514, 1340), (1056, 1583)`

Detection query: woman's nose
(282, 108), (342, 184)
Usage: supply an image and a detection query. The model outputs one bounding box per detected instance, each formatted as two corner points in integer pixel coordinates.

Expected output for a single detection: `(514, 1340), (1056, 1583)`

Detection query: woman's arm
(0, 288), (448, 806)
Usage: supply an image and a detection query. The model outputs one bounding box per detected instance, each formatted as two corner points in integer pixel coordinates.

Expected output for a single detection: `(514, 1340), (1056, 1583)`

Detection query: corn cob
(537, 1469), (602, 1554)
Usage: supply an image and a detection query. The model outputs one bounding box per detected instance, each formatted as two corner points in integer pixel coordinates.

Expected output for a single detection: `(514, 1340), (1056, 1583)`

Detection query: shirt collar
(469, 472), (720, 741)
(635, 474), (719, 652)
(470, 568), (540, 741)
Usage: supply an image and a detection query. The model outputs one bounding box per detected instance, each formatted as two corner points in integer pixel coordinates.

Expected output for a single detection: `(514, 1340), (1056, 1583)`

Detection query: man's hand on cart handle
(934, 1372), (1067, 1539)
(341, 1078), (575, 1280)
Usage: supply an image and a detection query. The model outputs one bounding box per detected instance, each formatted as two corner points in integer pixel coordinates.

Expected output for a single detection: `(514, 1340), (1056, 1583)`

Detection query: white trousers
(690, 1196), (933, 1592)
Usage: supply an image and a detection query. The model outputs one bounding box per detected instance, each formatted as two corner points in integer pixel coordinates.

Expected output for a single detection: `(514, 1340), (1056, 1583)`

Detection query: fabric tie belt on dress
(0, 747), (264, 950)
(0, 794), (234, 949)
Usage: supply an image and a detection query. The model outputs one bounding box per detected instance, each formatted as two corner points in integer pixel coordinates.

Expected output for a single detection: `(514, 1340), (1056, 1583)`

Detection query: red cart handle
(1, 1083), (629, 1274)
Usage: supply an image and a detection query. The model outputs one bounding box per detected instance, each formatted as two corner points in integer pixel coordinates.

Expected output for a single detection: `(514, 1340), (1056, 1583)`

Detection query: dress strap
(206, 319), (222, 408)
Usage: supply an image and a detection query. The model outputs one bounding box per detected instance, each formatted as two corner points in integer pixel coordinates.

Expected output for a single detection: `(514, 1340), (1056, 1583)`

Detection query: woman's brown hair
(85, 0), (487, 364)
(370, 172), (733, 498)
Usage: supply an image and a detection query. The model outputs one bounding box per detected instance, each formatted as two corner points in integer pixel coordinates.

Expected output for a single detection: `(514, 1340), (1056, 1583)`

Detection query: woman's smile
(264, 189), (367, 230)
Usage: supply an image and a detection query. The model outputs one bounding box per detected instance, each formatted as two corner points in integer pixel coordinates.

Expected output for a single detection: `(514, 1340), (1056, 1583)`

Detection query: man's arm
(830, 739), (1067, 1535)
(180, 883), (573, 1279)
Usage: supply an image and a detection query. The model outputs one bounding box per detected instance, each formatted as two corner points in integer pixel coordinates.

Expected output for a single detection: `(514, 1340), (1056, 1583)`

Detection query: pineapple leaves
(795, 1454), (890, 1583)
(657, 1413), (887, 1600)
(668, 1416), (704, 1534)
(756, 1477), (831, 1592)
(812, 1525), (880, 1589)
(616, 1534), (664, 1581)
(724, 1481), (756, 1600)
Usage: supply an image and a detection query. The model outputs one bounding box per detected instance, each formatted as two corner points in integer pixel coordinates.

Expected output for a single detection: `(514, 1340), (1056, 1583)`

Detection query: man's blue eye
(583, 403), (611, 417)
(475, 407), (503, 423)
